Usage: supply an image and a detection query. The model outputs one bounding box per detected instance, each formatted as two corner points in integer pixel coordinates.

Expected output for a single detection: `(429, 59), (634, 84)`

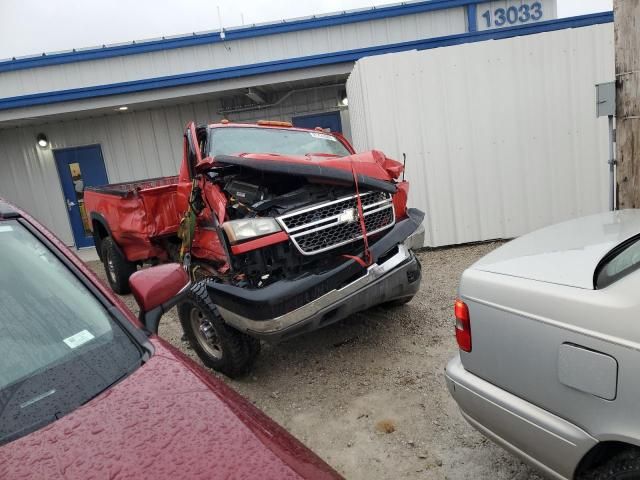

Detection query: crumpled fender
(317, 150), (404, 180)
(190, 182), (227, 262)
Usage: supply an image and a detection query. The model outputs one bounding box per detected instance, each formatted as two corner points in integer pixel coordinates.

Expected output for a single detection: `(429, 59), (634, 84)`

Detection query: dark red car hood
(0, 340), (340, 480)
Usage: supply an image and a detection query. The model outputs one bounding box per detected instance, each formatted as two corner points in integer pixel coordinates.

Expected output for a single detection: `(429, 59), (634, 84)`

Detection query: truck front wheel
(178, 282), (260, 378)
(101, 236), (137, 294)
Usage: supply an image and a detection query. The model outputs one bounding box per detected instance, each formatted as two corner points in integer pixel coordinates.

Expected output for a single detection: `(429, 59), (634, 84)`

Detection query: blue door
(54, 145), (108, 248)
(292, 111), (343, 133)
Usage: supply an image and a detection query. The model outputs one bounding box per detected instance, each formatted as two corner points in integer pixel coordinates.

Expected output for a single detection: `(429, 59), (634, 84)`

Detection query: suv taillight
(454, 299), (471, 352)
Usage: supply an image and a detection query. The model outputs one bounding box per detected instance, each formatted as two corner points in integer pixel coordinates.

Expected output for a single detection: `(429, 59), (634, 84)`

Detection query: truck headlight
(222, 218), (282, 244)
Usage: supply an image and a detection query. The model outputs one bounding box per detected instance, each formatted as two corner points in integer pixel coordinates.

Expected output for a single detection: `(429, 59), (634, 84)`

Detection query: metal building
(0, 0), (589, 250)
(348, 16), (614, 247)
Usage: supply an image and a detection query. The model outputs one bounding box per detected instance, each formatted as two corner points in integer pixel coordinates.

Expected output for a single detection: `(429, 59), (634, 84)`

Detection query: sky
(0, 0), (613, 59)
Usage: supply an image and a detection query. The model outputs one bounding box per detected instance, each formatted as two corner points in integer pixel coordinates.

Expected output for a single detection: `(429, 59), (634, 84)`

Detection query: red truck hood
(217, 150), (404, 183)
(0, 341), (340, 480)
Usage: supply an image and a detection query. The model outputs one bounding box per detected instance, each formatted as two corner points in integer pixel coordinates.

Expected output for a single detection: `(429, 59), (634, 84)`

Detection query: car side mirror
(129, 264), (190, 334)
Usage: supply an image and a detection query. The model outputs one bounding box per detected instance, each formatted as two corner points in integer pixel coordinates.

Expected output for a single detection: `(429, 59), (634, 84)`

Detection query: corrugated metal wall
(347, 23), (614, 247)
(0, 9), (465, 98)
(0, 87), (343, 245)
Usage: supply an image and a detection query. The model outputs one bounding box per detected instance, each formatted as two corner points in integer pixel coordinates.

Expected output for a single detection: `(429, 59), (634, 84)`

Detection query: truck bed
(85, 176), (181, 262)
(87, 176), (179, 196)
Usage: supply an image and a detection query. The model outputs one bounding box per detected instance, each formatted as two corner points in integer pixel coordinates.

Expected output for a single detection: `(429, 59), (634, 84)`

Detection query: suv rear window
(595, 236), (640, 289)
(0, 220), (143, 445)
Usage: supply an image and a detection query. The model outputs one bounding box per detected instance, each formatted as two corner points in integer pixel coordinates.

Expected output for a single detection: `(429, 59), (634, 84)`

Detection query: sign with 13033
(475, 0), (558, 31)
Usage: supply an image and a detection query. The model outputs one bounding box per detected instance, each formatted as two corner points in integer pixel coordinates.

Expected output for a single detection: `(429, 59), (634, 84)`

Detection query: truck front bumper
(210, 209), (424, 342)
(445, 354), (597, 480)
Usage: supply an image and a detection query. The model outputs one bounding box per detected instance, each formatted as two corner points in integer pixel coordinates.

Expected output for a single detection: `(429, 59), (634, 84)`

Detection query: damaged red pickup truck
(85, 121), (424, 376)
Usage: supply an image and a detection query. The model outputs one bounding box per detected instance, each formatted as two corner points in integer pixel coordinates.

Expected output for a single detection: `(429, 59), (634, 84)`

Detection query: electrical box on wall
(596, 81), (616, 117)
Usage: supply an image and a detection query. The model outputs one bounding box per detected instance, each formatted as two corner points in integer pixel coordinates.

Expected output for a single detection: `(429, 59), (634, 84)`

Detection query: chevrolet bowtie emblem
(337, 208), (357, 224)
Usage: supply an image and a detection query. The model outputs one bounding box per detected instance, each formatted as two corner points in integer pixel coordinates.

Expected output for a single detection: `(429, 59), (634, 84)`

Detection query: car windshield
(209, 127), (351, 157)
(595, 236), (640, 289)
(0, 220), (143, 445)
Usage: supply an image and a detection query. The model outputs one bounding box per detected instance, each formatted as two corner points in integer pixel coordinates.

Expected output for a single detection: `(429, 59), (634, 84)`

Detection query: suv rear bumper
(218, 244), (421, 342)
(445, 354), (597, 480)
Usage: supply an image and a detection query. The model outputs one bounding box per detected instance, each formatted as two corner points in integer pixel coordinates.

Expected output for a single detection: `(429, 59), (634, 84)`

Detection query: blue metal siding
(0, 0), (496, 73)
(467, 4), (478, 32)
(0, 8), (465, 100)
(0, 12), (613, 112)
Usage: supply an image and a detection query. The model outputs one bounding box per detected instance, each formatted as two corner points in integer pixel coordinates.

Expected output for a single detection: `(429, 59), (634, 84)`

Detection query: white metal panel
(0, 9), (465, 99)
(0, 87), (344, 245)
(347, 23), (614, 247)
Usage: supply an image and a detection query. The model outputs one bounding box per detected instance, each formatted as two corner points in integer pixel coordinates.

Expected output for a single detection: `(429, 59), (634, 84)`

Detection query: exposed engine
(204, 167), (394, 288)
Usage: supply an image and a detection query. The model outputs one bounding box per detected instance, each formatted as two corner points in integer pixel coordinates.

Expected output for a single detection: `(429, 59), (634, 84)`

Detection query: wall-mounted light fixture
(36, 133), (49, 148)
(339, 89), (348, 107)
(245, 88), (266, 104)
(117, 106), (128, 111)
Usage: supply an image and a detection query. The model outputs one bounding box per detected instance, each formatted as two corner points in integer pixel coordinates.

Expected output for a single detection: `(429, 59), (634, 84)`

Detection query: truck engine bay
(200, 163), (398, 289)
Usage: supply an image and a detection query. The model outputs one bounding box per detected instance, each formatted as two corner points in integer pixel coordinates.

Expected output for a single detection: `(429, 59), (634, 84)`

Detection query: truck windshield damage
(85, 121), (424, 377)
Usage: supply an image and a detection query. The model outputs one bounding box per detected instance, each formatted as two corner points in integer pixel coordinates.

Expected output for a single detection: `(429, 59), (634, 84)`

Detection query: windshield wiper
(305, 152), (340, 158)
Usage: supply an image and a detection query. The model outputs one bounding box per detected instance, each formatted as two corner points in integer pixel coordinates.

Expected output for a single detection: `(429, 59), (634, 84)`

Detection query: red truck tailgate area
(85, 176), (181, 261)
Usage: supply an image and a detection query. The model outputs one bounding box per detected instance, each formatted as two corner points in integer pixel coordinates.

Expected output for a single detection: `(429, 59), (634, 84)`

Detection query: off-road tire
(101, 236), (137, 294)
(580, 448), (640, 480)
(178, 282), (260, 378)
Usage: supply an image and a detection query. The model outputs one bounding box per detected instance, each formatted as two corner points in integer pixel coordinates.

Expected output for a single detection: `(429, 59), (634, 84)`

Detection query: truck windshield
(209, 127), (351, 157)
(0, 220), (143, 445)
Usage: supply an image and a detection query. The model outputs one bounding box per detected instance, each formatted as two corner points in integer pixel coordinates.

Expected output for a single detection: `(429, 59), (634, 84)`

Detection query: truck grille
(277, 192), (395, 255)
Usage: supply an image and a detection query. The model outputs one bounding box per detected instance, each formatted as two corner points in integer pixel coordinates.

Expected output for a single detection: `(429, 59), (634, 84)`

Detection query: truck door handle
(66, 199), (76, 210)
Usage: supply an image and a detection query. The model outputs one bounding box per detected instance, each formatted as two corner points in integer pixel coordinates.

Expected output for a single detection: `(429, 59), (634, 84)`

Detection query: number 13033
(481, 2), (543, 28)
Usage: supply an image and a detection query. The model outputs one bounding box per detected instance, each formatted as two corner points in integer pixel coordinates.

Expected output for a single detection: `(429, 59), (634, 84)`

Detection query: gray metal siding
(0, 9), (465, 98)
(0, 64), (353, 125)
(347, 23), (614, 247)
(0, 87), (344, 245)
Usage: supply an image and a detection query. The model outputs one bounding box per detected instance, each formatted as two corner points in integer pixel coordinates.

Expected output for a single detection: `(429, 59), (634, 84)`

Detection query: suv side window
(595, 236), (640, 288)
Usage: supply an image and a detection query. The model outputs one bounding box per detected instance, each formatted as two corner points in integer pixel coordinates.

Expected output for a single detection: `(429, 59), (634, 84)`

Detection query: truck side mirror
(129, 264), (190, 334)
(195, 156), (216, 173)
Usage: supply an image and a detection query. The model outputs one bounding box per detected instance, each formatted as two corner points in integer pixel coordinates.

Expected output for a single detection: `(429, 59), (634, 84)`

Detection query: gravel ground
(87, 243), (544, 480)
